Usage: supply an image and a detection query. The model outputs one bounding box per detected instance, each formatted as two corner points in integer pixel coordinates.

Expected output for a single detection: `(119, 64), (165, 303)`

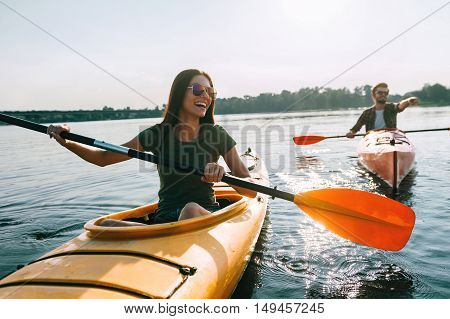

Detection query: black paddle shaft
(0, 113), (295, 202)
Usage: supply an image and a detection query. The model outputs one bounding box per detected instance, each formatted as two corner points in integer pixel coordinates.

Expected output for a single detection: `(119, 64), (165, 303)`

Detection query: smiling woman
(46, 69), (257, 225)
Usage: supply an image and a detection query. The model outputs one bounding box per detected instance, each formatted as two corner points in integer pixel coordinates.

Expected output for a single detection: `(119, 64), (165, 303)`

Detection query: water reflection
(295, 155), (323, 170)
(389, 169), (417, 204)
(305, 263), (415, 299)
(355, 264), (414, 298)
(231, 208), (272, 298)
(355, 162), (417, 202)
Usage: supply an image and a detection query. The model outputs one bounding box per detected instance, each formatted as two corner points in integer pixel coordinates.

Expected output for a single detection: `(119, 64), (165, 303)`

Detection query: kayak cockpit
(84, 186), (249, 239)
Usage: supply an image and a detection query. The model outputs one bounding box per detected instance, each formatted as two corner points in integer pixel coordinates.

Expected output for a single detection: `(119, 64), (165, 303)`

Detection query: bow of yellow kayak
(0, 152), (269, 299)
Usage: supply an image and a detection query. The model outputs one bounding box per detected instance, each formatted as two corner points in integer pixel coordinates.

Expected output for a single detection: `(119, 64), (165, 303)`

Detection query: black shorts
(153, 202), (221, 224)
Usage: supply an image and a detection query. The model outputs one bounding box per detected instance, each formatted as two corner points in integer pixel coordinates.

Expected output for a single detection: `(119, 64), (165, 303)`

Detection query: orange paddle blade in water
(293, 135), (326, 145)
(294, 188), (415, 251)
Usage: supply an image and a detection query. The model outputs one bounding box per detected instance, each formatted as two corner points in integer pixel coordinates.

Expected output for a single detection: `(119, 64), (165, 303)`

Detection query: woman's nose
(201, 90), (211, 100)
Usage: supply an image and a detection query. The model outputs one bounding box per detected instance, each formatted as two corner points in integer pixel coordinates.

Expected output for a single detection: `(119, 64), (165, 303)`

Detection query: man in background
(346, 82), (419, 137)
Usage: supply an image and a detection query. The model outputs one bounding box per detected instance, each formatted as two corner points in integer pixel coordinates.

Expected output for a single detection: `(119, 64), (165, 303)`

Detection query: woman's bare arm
(48, 124), (144, 167)
(223, 146), (257, 198)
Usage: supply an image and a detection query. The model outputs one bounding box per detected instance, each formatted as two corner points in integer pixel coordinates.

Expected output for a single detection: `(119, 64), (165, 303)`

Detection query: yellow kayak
(0, 152), (269, 299)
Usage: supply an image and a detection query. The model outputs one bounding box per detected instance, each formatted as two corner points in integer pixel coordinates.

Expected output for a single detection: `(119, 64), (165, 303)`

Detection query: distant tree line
(407, 83), (449, 105)
(214, 83), (449, 114)
(1, 106), (162, 125)
(1, 83), (448, 124)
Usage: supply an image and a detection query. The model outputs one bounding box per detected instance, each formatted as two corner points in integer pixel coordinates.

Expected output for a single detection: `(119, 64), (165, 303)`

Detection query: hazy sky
(1, 0), (449, 110)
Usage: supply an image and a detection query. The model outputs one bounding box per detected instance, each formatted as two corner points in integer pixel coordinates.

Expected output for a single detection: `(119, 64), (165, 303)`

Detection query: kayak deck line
(0, 252), (192, 299)
(28, 250), (197, 276)
(0, 280), (152, 299)
(393, 150), (398, 193)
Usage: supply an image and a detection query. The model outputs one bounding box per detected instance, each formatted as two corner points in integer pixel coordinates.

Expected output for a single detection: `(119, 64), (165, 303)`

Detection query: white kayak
(357, 129), (415, 189)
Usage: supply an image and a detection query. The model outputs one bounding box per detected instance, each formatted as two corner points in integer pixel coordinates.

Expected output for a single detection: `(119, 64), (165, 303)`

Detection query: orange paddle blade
(294, 188), (415, 251)
(293, 135), (326, 145)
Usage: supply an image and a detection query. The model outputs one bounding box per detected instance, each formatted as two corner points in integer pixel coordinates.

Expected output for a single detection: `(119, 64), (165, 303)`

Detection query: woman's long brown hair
(162, 69), (215, 126)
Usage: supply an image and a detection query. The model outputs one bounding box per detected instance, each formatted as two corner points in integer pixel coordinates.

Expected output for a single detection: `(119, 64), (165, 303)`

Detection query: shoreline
(0, 103), (446, 125)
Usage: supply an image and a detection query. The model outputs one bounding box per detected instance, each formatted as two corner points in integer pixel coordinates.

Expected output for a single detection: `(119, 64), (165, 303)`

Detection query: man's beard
(377, 99), (387, 104)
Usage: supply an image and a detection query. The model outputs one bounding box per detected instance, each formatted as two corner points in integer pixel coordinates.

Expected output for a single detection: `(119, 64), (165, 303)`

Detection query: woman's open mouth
(195, 101), (207, 109)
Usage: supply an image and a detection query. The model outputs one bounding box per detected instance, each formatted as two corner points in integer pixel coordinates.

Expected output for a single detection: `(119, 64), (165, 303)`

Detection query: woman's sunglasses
(187, 83), (217, 100)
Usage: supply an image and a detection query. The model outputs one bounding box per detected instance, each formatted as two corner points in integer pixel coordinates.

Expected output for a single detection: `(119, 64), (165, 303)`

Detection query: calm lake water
(1, 106), (449, 298)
